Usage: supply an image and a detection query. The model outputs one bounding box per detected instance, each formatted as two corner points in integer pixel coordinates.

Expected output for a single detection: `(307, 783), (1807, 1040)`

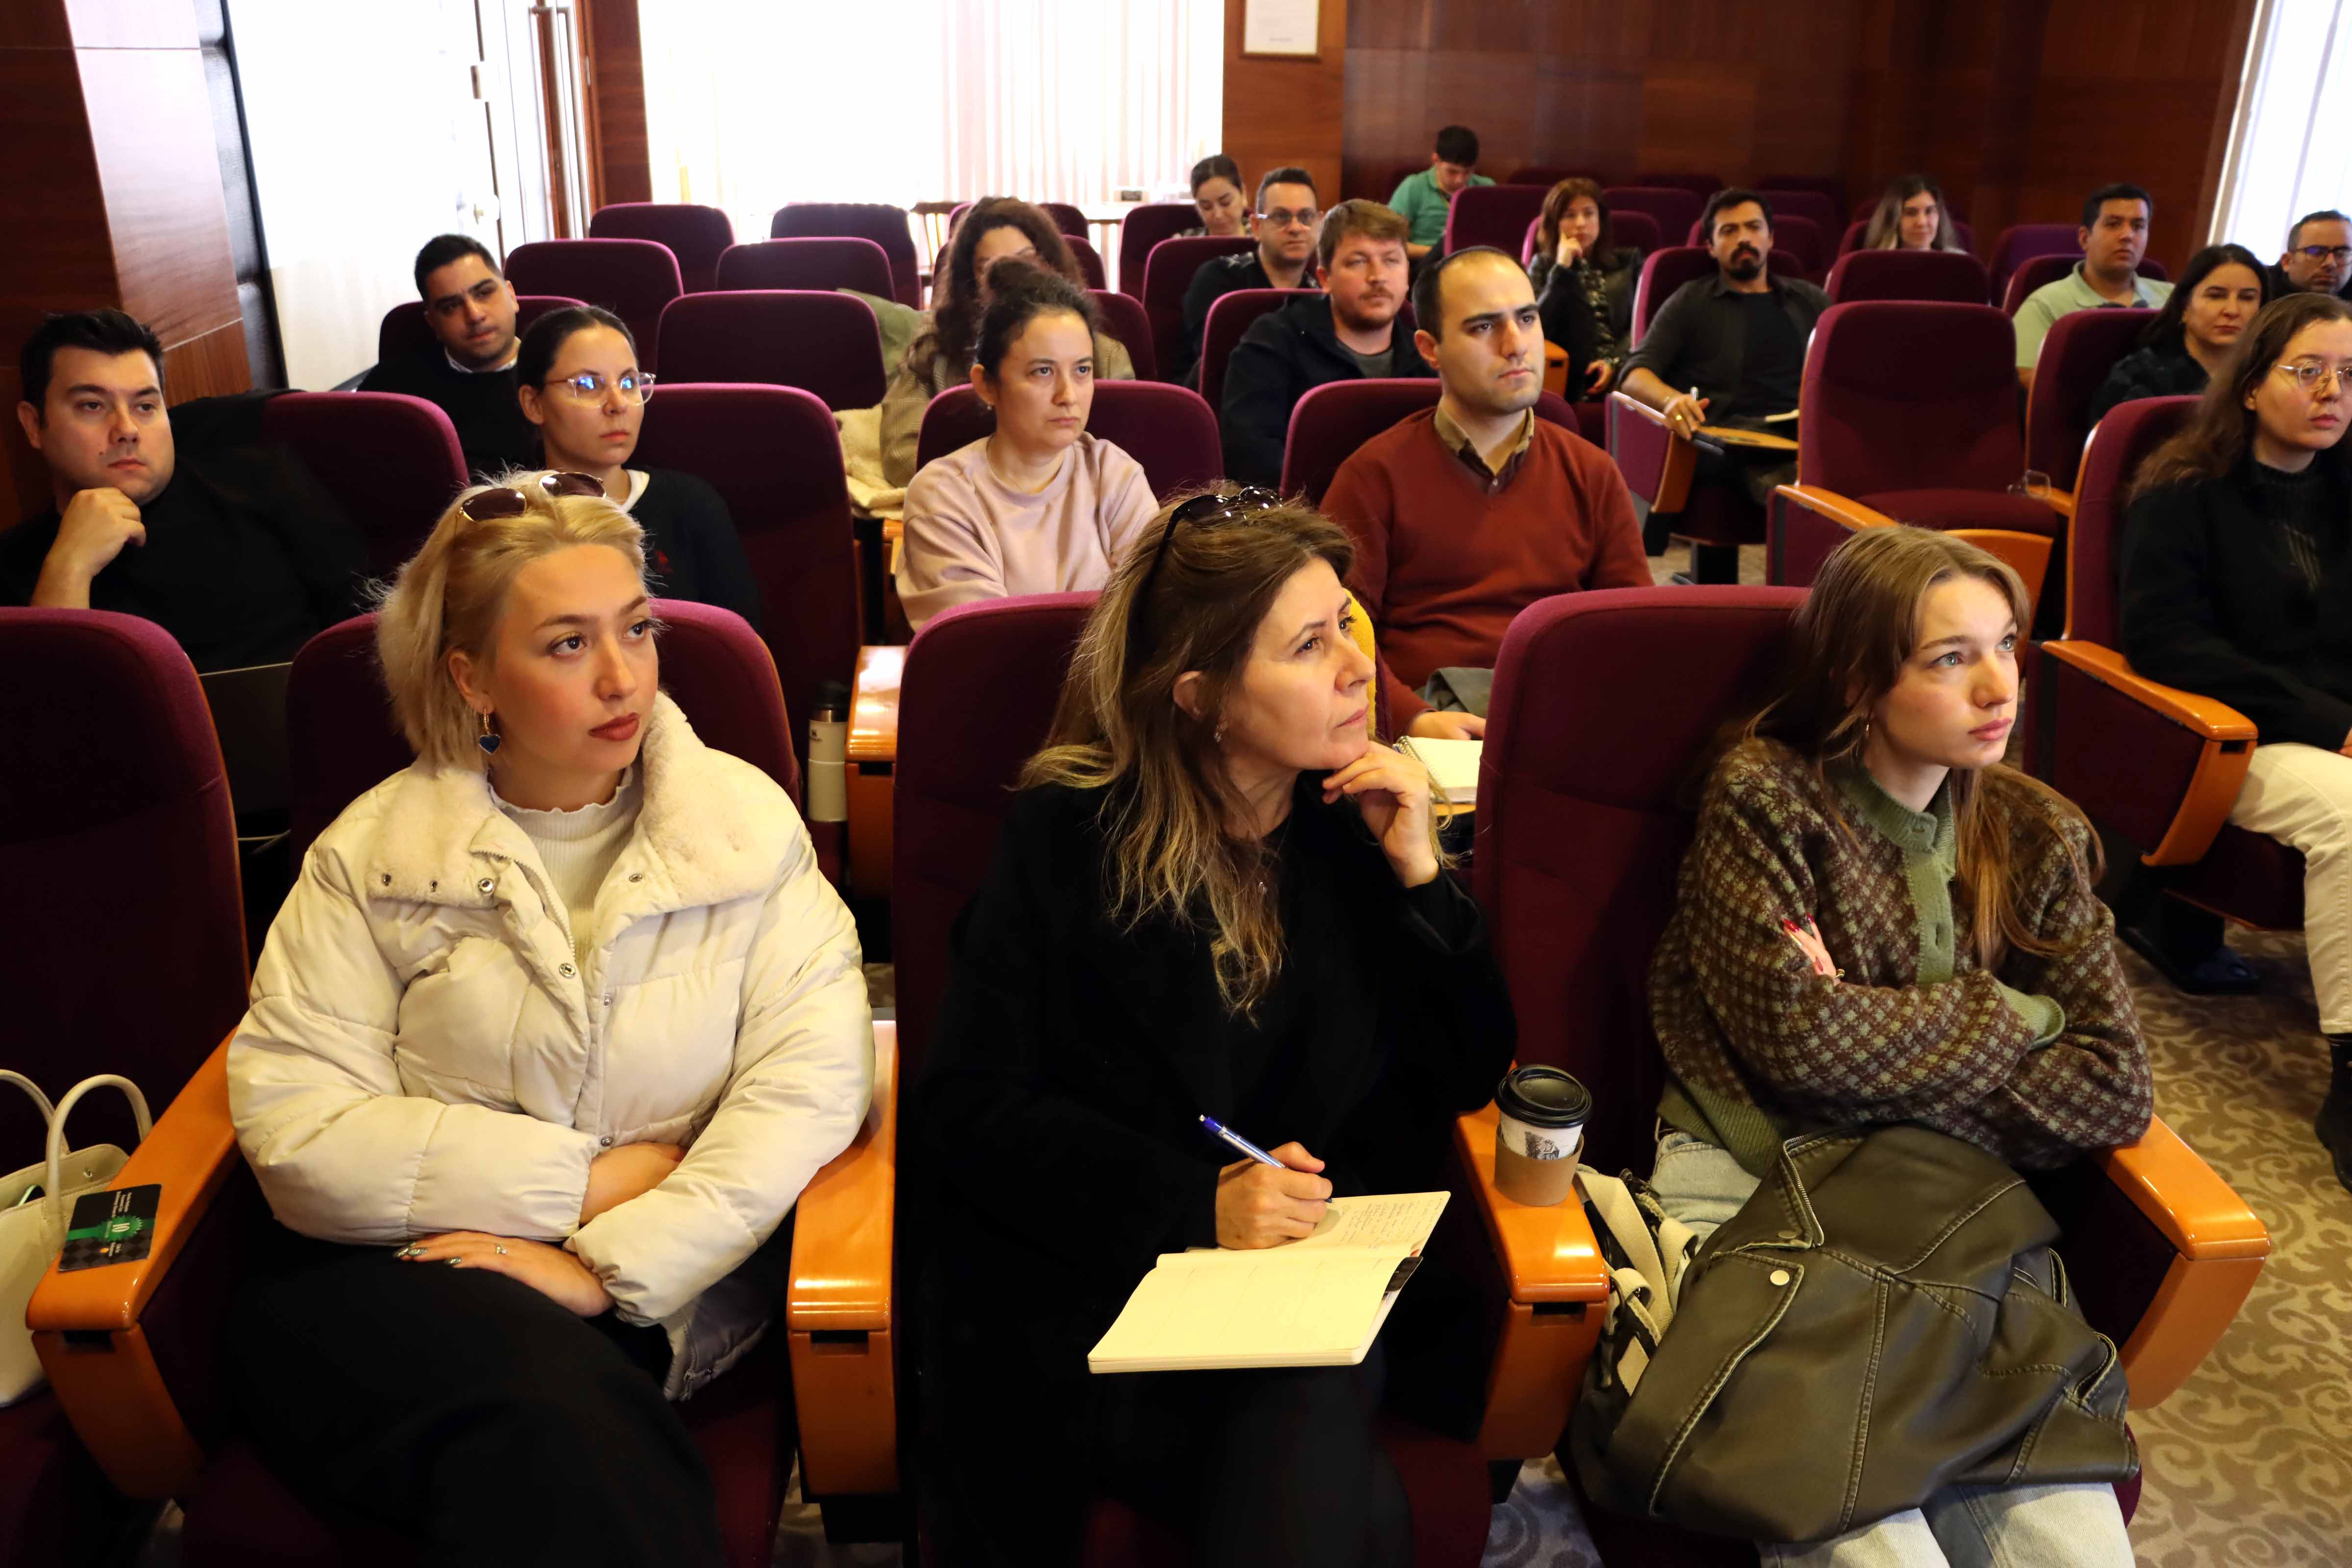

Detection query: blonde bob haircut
(374, 473), (647, 771)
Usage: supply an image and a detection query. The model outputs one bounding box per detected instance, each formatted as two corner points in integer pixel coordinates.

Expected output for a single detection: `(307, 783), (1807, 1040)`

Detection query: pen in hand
(1198, 1115), (1338, 1207)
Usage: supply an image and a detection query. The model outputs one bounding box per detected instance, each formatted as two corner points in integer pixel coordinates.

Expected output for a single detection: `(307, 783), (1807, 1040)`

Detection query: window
(2213, 0), (2352, 256)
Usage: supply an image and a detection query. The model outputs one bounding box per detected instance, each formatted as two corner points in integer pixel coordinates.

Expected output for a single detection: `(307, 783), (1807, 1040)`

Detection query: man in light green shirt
(1388, 124), (1492, 258)
(2014, 182), (2173, 388)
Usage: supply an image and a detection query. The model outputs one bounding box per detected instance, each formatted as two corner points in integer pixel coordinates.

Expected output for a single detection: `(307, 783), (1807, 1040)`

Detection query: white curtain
(2212, 0), (2352, 256)
(640, 0), (1222, 247)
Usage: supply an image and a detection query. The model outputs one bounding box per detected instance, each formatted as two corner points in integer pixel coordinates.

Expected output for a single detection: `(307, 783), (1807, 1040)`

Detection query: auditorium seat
(1042, 201), (1090, 239)
(2004, 251), (2172, 316)
(1088, 288), (1158, 381)
(0, 606), (251, 1568)
(1688, 213), (1824, 277)
(1632, 171), (1722, 197)
(1067, 234), (1107, 290)
(1278, 379), (1585, 506)
(1479, 583), (2264, 1562)
(1118, 202), (1199, 297)
(1508, 165), (1605, 187)
(261, 391), (469, 574)
(1443, 183), (1550, 255)
(655, 290), (887, 411)
(1836, 218), (1981, 260)
(1751, 183), (1842, 235)
(911, 381), (1221, 498)
(1824, 248), (1992, 304)
(1141, 234), (1255, 383)
(1199, 287), (1315, 417)
(504, 239), (685, 371)
(1988, 222), (2087, 305)
(886, 593), (1609, 1565)
(588, 201), (735, 293)
(1769, 301), (2064, 615)
(714, 236), (896, 298)
(2025, 307), (2158, 492)
(374, 293), (585, 366)
(769, 201), (922, 308)
(1604, 186), (1704, 249)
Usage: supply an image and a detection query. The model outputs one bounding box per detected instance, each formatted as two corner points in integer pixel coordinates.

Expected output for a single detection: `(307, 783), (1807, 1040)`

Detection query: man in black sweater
(1171, 166), (1320, 387)
(359, 234), (538, 477)
(4, 310), (366, 672)
(1219, 200), (1432, 490)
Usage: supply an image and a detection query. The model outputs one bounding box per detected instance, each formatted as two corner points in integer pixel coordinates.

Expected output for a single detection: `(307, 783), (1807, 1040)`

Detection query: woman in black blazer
(912, 490), (1516, 1568)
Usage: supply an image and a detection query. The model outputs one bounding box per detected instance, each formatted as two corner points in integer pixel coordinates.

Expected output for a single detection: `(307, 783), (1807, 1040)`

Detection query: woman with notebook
(914, 491), (1515, 1567)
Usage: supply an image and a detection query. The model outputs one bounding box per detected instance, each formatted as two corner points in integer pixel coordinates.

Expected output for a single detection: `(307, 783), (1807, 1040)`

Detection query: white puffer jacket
(228, 694), (872, 1396)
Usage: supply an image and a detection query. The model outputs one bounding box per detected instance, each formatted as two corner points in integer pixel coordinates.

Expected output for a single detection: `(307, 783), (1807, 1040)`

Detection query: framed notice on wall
(1243, 0), (1321, 58)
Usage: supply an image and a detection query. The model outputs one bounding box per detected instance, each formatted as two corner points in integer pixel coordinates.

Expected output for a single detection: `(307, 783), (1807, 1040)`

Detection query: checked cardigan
(1649, 739), (2153, 1177)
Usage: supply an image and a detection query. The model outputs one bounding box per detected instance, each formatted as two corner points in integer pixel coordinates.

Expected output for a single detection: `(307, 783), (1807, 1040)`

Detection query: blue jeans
(1648, 1131), (2134, 1568)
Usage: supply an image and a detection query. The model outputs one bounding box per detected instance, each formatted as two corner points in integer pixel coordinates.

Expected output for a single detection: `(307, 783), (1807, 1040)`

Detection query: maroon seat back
(1990, 223), (2084, 305)
(1042, 202), (1089, 239)
(633, 385), (858, 754)
(1753, 186), (1841, 237)
(1605, 186), (1703, 248)
(1200, 288), (1315, 415)
(287, 601), (800, 869)
(654, 291), (885, 411)
(2002, 252), (2173, 317)
(375, 294), (585, 366)
(503, 240), (684, 370)
(1798, 302), (2023, 494)
(1443, 184), (1550, 256)
(1088, 289), (1157, 381)
(2064, 395), (2197, 644)
(1824, 248), (1992, 305)
(588, 202), (735, 293)
(1278, 379), (1583, 506)
(1508, 166), (1606, 187)
(1630, 247), (1803, 342)
(1608, 209), (1661, 257)
(1634, 172), (1722, 198)
(0, 609), (248, 1160)
(2026, 308), (2158, 491)
(1841, 220), (1983, 262)
(768, 202), (920, 307)
(913, 383), (1221, 499)
(713, 237), (895, 298)
(891, 592), (1096, 1077)
(1118, 203), (1200, 297)
(261, 392), (468, 576)
(1476, 586), (1805, 1174)
(1066, 236), (1107, 291)
(1141, 234), (1256, 380)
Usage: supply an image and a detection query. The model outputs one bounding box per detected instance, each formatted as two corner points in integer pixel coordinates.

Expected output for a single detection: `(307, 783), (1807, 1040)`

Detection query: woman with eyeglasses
(514, 305), (762, 629)
(224, 472), (873, 1564)
(896, 263), (1158, 631)
(2088, 243), (2271, 425)
(2123, 290), (2352, 1191)
(912, 490), (1515, 1567)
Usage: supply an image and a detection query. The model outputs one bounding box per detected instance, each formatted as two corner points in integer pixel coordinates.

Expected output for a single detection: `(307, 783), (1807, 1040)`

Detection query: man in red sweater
(1323, 247), (1652, 736)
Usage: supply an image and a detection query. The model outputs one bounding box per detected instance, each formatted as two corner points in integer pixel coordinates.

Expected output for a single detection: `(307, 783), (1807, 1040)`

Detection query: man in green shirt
(1388, 124), (1492, 259)
(2012, 183), (2173, 390)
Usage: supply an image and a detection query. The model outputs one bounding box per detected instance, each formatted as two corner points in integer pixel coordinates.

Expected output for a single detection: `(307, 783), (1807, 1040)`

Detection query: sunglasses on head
(457, 471), (606, 523)
(1127, 487), (1284, 654)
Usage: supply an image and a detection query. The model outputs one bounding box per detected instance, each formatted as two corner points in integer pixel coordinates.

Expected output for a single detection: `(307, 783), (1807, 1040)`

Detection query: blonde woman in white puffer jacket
(224, 472), (871, 1568)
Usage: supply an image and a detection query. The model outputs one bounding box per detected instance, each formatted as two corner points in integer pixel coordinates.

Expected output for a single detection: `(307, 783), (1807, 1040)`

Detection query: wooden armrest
(2038, 640), (2258, 742)
(28, 1036), (242, 1499)
(846, 646), (903, 902)
(2043, 489), (2076, 518)
(1543, 341), (1568, 398)
(2096, 1116), (2269, 1406)
(848, 644), (903, 766)
(2038, 640), (2258, 867)
(1454, 1103), (1608, 1458)
(786, 1020), (899, 1499)
(1774, 483), (1903, 534)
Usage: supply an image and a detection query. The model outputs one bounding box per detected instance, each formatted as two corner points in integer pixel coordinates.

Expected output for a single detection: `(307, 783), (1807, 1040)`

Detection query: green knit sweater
(1650, 739), (2154, 1176)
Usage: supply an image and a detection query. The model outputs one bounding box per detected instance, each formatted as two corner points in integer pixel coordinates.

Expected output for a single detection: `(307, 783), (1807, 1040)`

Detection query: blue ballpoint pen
(1198, 1115), (1337, 1206)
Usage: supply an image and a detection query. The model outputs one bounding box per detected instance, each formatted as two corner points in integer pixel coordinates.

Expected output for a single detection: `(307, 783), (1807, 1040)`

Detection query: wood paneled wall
(1, 0), (247, 519)
(1336, 0), (2256, 275)
(585, 0), (652, 209)
(1223, 0), (1351, 207)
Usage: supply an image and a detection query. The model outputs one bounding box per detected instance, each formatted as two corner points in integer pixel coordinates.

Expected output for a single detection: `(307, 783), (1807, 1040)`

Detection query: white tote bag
(0, 1071), (152, 1405)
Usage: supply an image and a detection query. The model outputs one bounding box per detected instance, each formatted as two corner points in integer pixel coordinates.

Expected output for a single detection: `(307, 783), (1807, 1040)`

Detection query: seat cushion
(1855, 488), (2062, 537)
(0, 1392), (144, 1568)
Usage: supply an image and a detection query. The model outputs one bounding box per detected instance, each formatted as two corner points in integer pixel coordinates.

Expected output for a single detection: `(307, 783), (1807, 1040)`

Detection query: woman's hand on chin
(1324, 741), (1440, 887)
(398, 1231), (614, 1317)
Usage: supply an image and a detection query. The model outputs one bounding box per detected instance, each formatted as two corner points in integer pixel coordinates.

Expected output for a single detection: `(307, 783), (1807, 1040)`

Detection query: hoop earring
(477, 710), (501, 756)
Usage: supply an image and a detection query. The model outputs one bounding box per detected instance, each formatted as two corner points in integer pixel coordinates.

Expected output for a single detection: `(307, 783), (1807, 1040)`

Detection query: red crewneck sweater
(1323, 408), (1650, 726)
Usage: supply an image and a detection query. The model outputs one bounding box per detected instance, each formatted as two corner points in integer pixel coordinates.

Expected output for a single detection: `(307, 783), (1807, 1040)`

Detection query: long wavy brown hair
(1535, 177), (1614, 263)
(929, 198), (1084, 369)
(1024, 494), (1360, 1016)
(1862, 175), (1968, 253)
(1738, 526), (2095, 972)
(2131, 290), (2352, 501)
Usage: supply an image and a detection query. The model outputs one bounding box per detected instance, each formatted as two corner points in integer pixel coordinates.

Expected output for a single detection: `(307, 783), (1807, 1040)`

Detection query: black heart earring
(477, 710), (501, 756)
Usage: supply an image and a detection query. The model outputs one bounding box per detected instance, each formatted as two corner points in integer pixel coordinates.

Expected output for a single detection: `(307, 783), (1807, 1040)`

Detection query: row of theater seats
(4, 555), (2270, 1563)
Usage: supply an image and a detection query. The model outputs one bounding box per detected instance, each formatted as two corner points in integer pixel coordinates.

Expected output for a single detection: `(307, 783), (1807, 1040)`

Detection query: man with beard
(2012, 184), (2171, 390)
(1619, 189), (1829, 555)
(1323, 247), (1645, 737)
(1171, 166), (1322, 387)
(1219, 200), (1431, 488)
(359, 234), (538, 477)
(2271, 210), (2352, 301)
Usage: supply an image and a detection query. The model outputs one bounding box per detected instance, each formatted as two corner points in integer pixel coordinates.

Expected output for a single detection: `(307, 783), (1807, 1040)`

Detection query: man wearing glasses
(2013, 184), (2172, 391)
(361, 235), (538, 477)
(1172, 168), (1322, 387)
(2275, 211), (2352, 299)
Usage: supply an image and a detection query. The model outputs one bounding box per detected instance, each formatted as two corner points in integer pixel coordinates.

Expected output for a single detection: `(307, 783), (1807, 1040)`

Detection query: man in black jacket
(359, 234), (538, 477)
(1171, 166), (1320, 387)
(1219, 200), (1431, 489)
(5, 310), (366, 672)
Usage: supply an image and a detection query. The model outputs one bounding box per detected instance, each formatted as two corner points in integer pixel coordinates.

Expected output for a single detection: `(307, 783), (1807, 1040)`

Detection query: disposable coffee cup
(1492, 1066), (1592, 1207)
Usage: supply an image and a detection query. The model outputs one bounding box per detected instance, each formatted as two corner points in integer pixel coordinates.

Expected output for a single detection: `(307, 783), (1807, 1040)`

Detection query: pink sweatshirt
(897, 433), (1160, 630)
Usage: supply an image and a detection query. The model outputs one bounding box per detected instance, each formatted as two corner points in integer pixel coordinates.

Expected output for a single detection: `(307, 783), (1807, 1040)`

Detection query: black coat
(1219, 295), (1434, 489)
(2087, 340), (2208, 426)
